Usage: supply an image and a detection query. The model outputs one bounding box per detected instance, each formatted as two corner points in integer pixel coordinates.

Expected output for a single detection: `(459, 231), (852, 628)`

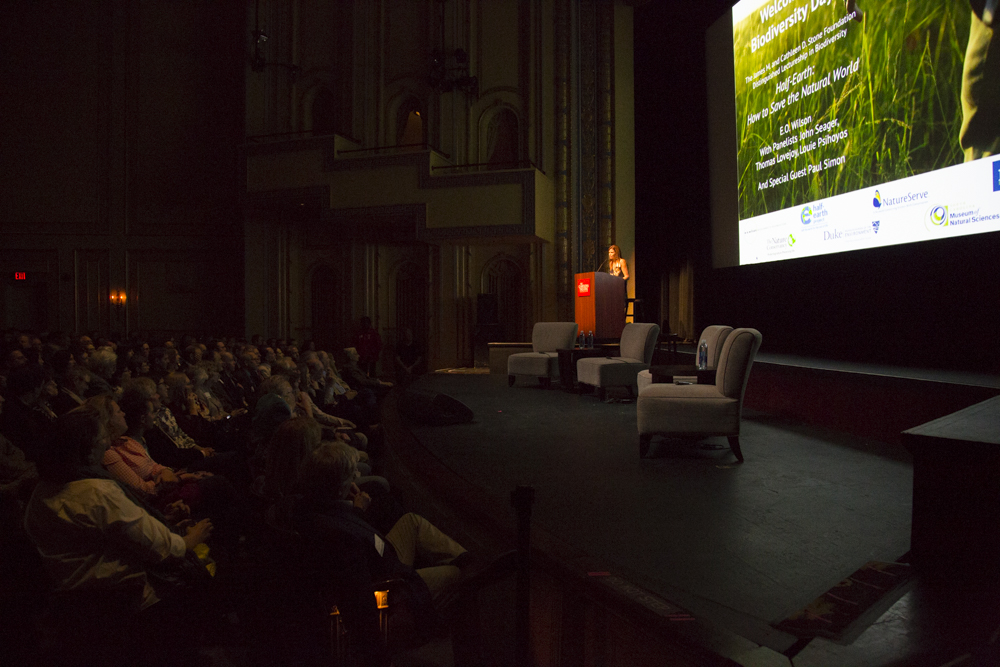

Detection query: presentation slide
(732, 0), (1000, 265)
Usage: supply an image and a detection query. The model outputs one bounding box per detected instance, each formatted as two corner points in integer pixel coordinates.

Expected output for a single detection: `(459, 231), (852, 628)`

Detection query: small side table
(648, 365), (716, 384)
(660, 333), (682, 355)
(651, 335), (684, 365)
(557, 347), (618, 390)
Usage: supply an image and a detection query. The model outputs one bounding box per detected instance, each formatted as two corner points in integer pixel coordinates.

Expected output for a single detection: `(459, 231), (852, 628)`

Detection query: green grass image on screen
(733, 0), (971, 221)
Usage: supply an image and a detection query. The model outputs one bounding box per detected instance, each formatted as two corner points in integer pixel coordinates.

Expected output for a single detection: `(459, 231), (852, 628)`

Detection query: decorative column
(597, 1), (615, 251)
(554, 0), (573, 321)
(578, 0), (617, 272)
(454, 244), (473, 366)
(579, 1), (598, 273)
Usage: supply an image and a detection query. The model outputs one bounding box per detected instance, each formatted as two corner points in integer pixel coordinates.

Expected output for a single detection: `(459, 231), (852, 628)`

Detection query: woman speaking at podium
(607, 244), (629, 310)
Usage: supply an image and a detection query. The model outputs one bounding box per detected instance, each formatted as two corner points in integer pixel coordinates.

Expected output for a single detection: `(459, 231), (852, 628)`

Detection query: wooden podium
(574, 272), (626, 340)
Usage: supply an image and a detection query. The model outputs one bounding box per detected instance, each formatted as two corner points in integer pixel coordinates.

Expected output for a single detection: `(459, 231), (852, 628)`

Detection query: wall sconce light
(109, 290), (127, 308)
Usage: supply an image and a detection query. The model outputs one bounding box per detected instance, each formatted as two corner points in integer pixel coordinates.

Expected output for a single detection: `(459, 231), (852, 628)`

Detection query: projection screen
(711, 0), (1000, 267)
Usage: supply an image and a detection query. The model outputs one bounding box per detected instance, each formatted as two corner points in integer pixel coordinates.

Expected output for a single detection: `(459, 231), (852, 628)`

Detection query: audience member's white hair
(89, 346), (118, 379)
(299, 440), (359, 499)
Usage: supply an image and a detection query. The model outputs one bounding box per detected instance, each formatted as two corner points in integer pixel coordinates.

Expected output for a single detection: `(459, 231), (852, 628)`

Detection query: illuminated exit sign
(14, 272), (26, 280)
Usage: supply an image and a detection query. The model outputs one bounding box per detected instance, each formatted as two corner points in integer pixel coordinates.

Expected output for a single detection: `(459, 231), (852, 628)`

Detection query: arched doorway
(396, 97), (424, 148)
(481, 256), (525, 342)
(486, 108), (520, 167)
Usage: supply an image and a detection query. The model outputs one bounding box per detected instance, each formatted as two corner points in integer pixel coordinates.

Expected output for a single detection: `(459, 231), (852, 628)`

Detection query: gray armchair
(507, 322), (579, 387)
(636, 328), (762, 461)
(637, 325), (733, 394)
(576, 322), (659, 400)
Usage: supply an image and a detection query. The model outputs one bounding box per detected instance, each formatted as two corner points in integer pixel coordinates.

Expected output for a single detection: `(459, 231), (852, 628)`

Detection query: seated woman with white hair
(85, 345), (117, 397)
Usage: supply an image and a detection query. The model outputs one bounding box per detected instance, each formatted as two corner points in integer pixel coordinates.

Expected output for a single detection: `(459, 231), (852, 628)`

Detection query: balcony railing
(431, 159), (541, 174)
(245, 133), (542, 175)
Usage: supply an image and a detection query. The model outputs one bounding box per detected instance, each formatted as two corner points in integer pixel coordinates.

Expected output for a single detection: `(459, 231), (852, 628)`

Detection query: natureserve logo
(873, 189), (929, 209)
(924, 204), (948, 231)
(994, 159), (1000, 192)
(800, 202), (830, 226)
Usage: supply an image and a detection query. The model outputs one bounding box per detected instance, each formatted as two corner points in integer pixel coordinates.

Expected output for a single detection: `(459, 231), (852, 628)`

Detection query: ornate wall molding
(554, 0), (573, 321)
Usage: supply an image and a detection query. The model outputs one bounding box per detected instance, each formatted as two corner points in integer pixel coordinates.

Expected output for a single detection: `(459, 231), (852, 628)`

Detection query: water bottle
(578, 332), (585, 349)
(587, 331), (594, 349)
(698, 339), (708, 370)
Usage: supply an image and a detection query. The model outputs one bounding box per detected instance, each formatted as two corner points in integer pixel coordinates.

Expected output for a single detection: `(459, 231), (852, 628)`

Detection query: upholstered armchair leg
(598, 387), (606, 402)
(639, 434), (652, 458)
(508, 375), (515, 387)
(728, 436), (744, 463)
(540, 377), (551, 388)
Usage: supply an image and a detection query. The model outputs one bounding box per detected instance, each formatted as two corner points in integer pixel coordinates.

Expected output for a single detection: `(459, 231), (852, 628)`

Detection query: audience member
(99, 394), (243, 558)
(94, 394), (201, 503)
(161, 371), (226, 449)
(258, 416), (322, 502)
(85, 346), (117, 397)
(0, 327), (454, 665)
(191, 363), (228, 420)
(0, 364), (56, 461)
(293, 441), (515, 666)
(149, 347), (180, 383)
(125, 378), (208, 469)
(0, 393), (39, 509)
(353, 316), (383, 377)
(183, 344), (203, 370)
(394, 327), (425, 384)
(217, 352), (249, 412)
(249, 376), (295, 473)
(343, 346), (393, 398)
(23, 409), (214, 666)
(124, 378), (245, 487)
(126, 351), (150, 379)
(50, 352), (88, 416)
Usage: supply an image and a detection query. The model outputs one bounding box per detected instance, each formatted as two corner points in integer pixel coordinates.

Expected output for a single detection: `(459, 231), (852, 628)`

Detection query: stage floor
(745, 350), (1000, 389)
(402, 372), (913, 653)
